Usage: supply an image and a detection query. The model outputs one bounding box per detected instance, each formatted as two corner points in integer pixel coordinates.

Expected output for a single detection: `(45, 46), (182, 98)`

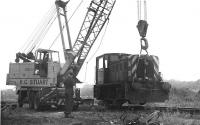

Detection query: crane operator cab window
(35, 49), (60, 77)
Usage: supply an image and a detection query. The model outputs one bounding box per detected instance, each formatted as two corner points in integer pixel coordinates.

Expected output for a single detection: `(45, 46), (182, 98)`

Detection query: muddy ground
(2, 104), (200, 125)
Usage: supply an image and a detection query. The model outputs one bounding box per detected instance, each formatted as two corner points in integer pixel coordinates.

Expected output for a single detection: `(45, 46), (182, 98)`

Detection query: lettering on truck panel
(18, 79), (48, 86)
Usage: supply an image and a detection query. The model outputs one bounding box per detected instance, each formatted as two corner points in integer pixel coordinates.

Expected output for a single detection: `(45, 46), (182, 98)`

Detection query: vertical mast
(55, 0), (72, 61)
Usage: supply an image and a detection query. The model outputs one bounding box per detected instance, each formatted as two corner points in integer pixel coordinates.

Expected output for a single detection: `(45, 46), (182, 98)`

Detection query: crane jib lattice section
(72, 0), (116, 74)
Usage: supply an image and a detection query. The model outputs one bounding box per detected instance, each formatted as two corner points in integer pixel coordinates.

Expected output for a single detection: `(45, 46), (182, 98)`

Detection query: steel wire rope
(68, 0), (84, 22)
(26, 13), (56, 52)
(27, 11), (57, 52)
(35, 14), (58, 50)
(21, 4), (55, 52)
(35, 13), (57, 49)
(48, 0), (84, 49)
(144, 0), (147, 21)
(28, 7), (57, 52)
(22, 4), (56, 53)
(49, 26), (65, 49)
(83, 20), (110, 82)
(29, 6), (56, 49)
(137, 0), (141, 20)
(26, 6), (56, 52)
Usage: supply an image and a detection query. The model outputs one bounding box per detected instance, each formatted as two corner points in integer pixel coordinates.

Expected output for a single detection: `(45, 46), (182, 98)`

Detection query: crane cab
(34, 49), (61, 78)
(7, 49), (61, 87)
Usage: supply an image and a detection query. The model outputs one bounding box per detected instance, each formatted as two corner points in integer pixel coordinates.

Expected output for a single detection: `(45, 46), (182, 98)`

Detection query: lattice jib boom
(72, 0), (116, 75)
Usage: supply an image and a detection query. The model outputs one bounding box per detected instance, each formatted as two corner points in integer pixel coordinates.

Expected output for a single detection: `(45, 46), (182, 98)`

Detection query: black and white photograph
(1, 0), (200, 124)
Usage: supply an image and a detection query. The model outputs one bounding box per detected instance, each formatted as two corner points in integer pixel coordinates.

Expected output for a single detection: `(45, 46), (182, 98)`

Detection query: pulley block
(137, 20), (148, 38)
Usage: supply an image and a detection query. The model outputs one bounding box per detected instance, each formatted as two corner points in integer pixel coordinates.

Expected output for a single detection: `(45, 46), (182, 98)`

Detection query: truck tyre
(28, 92), (34, 109)
(18, 91), (23, 107)
(18, 100), (23, 107)
(33, 93), (41, 110)
(73, 103), (79, 111)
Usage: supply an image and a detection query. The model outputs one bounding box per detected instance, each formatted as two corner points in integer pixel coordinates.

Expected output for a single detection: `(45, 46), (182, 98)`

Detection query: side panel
(125, 81), (169, 104)
(7, 75), (49, 87)
(94, 83), (125, 101)
(47, 62), (60, 86)
(6, 62), (59, 87)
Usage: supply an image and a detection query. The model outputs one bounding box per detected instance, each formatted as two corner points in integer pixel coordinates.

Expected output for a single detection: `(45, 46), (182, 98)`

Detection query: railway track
(82, 98), (200, 115)
(120, 104), (200, 115)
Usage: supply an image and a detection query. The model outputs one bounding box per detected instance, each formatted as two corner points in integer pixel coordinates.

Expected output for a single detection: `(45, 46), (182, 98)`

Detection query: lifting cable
(28, 8), (57, 52)
(49, 26), (65, 49)
(34, 14), (57, 51)
(26, 7), (56, 53)
(30, 7), (56, 50)
(68, 0), (84, 22)
(20, 4), (56, 53)
(23, 5), (56, 53)
(23, 5), (55, 52)
(84, 20), (109, 82)
(48, 0), (84, 49)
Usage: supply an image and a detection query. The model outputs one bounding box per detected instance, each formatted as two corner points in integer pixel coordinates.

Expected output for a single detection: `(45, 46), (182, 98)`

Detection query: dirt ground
(2, 104), (200, 125)
(1, 105), (124, 125)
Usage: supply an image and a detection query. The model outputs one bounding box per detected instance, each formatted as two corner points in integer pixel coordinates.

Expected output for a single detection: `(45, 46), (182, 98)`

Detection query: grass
(161, 112), (200, 125)
(160, 87), (200, 108)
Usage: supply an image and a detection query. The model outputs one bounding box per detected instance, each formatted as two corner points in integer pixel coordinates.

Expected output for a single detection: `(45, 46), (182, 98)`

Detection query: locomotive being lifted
(94, 53), (171, 106)
(94, 0), (171, 107)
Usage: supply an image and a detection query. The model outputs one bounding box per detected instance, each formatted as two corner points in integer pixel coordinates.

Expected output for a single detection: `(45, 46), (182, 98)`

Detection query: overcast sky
(1, 0), (200, 90)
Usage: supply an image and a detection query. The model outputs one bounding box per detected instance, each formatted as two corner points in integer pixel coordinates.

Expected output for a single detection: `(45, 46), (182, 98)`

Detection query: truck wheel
(18, 101), (23, 108)
(18, 91), (23, 107)
(139, 102), (146, 105)
(28, 92), (34, 109)
(33, 93), (40, 110)
(73, 104), (79, 111)
(29, 100), (34, 109)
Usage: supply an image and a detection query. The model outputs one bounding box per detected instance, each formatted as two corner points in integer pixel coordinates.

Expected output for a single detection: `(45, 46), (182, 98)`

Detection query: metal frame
(72, 0), (116, 75)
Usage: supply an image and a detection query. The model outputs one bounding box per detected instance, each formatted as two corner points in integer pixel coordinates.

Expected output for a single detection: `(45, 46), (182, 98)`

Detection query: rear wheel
(18, 97), (23, 107)
(28, 91), (34, 109)
(73, 103), (79, 111)
(139, 102), (146, 105)
(33, 93), (41, 110)
(18, 91), (24, 108)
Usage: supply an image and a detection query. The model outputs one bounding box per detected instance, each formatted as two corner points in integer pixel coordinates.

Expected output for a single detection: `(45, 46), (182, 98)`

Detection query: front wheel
(18, 91), (24, 108)
(73, 103), (79, 111)
(18, 101), (23, 108)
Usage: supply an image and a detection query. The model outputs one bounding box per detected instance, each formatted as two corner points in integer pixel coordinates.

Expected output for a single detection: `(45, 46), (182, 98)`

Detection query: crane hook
(140, 37), (148, 55)
(140, 37), (148, 50)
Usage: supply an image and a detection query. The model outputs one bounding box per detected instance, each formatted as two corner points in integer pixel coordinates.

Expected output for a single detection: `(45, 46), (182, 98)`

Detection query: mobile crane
(6, 0), (116, 110)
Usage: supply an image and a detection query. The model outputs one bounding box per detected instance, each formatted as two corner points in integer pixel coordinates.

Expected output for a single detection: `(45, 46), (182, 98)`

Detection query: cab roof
(36, 48), (59, 53)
